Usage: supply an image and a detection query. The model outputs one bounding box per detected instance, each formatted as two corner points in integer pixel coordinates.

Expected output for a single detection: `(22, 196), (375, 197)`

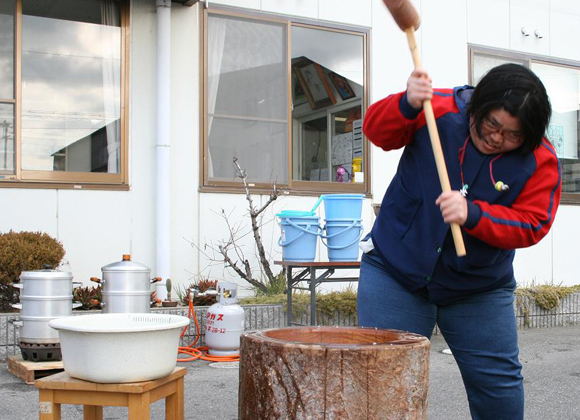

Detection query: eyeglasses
(481, 116), (524, 144)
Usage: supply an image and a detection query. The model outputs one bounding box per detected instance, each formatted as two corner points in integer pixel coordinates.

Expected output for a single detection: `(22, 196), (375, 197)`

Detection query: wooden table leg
(165, 376), (184, 420)
(39, 389), (61, 420)
(83, 405), (104, 420)
(128, 392), (150, 420)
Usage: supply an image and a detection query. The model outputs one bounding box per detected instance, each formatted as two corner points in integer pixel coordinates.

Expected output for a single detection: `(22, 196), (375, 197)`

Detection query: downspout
(156, 0), (171, 300)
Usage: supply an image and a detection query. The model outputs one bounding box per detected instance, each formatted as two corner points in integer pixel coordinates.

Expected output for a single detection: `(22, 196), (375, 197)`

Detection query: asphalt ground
(1, 325), (579, 419)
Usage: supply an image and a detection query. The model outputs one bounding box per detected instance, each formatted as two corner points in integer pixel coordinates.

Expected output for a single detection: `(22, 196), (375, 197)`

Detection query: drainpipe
(156, 0), (171, 300)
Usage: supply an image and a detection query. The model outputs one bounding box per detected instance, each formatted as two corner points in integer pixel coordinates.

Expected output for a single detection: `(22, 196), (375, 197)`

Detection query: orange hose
(177, 297), (240, 363)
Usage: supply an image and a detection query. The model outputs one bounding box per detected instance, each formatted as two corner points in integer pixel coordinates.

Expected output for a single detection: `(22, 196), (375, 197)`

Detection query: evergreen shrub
(0, 231), (66, 311)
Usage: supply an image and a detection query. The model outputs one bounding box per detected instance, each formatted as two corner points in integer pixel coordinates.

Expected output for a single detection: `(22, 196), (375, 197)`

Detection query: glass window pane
(0, 104), (15, 172)
(531, 62), (580, 194)
(0, 0), (15, 99)
(472, 53), (524, 85)
(291, 26), (364, 183)
(22, 0), (121, 173)
(208, 118), (288, 183)
(207, 15), (288, 183)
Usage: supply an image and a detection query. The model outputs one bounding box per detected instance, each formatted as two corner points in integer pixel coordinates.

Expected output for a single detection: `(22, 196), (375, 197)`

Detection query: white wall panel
(466, 0), (510, 49)
(513, 230), (553, 287)
(0, 189), (58, 237)
(369, 0), (418, 203)
(197, 193), (279, 296)
(421, 0), (468, 88)
(261, 0), (318, 19)
(552, 206), (580, 286)
(57, 190), (131, 286)
(551, 0), (580, 15)
(550, 12), (580, 62)
(319, 0), (372, 27)
(129, 0), (158, 278)
(171, 4), (201, 289)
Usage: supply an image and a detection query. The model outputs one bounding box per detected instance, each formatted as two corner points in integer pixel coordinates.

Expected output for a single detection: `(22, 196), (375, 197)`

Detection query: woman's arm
(465, 140), (562, 249)
(363, 68), (433, 151)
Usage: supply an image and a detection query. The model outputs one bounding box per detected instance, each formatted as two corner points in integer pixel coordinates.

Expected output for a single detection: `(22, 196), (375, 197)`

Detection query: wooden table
(275, 260), (360, 326)
(35, 367), (186, 420)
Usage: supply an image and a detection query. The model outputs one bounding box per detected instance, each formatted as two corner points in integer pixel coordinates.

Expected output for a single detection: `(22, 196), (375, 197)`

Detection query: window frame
(469, 45), (580, 205)
(0, 0), (130, 190)
(200, 7), (371, 196)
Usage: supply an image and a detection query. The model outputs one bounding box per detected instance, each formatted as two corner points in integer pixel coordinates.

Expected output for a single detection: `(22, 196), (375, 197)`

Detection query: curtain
(207, 17), (227, 178)
(101, 0), (120, 173)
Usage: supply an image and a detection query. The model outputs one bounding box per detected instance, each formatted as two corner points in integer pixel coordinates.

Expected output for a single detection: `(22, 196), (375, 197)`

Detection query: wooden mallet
(383, 0), (467, 257)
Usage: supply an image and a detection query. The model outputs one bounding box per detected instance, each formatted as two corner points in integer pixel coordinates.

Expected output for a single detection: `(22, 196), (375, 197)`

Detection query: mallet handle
(405, 28), (466, 257)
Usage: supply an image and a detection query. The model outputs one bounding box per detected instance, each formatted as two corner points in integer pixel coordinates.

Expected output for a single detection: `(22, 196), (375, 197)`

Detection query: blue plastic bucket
(277, 213), (321, 261)
(323, 194), (364, 220)
(322, 219), (363, 261)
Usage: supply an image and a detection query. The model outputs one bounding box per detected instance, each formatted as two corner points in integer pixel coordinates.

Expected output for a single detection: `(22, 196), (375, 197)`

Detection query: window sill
(199, 184), (371, 198)
(0, 181), (130, 191)
(560, 193), (580, 205)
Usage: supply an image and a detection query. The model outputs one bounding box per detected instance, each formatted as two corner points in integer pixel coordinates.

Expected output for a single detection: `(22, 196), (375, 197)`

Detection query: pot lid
(20, 266), (73, 280)
(101, 254), (151, 273)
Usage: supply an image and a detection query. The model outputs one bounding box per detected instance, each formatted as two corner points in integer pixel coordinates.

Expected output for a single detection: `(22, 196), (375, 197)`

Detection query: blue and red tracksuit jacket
(364, 86), (562, 303)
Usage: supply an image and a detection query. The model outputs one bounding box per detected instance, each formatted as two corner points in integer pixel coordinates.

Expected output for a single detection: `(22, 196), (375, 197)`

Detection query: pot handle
(11, 283), (23, 289)
(90, 277), (101, 284)
(72, 302), (83, 309)
(151, 277), (162, 284)
(100, 302), (106, 308)
(72, 282), (83, 289)
(12, 320), (23, 328)
(11, 303), (22, 309)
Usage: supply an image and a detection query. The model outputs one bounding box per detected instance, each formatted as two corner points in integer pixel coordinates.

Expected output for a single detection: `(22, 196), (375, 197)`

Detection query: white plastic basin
(49, 313), (190, 383)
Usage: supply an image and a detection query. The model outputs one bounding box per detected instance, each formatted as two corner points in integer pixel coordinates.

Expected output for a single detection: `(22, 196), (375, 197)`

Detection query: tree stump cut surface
(239, 326), (430, 420)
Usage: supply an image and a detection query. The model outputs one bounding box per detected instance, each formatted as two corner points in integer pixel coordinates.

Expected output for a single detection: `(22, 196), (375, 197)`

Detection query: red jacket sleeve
(363, 92), (420, 150)
(363, 90), (457, 151)
(465, 140), (562, 249)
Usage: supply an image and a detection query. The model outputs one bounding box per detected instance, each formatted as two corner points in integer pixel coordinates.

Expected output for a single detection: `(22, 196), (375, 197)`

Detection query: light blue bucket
(322, 219), (363, 261)
(323, 194), (364, 220)
(277, 212), (321, 261)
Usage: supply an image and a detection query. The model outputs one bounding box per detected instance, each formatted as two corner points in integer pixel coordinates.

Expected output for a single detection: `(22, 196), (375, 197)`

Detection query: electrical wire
(177, 296), (240, 363)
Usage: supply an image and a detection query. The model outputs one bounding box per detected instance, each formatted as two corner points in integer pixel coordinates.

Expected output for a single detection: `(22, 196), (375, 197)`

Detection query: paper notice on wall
(331, 132), (353, 165)
(320, 168), (330, 181)
(310, 169), (320, 181)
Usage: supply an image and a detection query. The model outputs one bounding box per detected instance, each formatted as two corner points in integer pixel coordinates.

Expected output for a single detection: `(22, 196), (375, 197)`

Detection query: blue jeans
(357, 250), (523, 420)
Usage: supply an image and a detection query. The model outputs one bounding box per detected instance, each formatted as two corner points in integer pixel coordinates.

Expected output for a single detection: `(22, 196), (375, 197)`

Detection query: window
(470, 46), (580, 204)
(0, 0), (128, 187)
(202, 8), (369, 194)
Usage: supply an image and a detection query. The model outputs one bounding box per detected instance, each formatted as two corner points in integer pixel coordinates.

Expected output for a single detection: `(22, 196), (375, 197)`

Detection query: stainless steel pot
(100, 291), (152, 313)
(17, 269), (82, 296)
(91, 254), (160, 313)
(13, 268), (82, 344)
(15, 316), (60, 344)
(13, 297), (82, 317)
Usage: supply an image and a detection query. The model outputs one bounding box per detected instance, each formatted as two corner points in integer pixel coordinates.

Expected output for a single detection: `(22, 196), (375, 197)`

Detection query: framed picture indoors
(293, 58), (336, 110)
(328, 72), (356, 101)
(292, 72), (308, 107)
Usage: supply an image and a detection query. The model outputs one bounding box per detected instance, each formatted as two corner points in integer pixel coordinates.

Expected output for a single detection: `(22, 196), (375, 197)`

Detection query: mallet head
(383, 0), (421, 31)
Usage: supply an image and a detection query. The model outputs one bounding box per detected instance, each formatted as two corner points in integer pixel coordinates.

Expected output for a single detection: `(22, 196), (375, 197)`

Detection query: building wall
(0, 0), (578, 295)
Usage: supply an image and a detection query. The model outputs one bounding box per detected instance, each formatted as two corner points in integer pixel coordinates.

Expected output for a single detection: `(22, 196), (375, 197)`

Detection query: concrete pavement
(1, 325), (579, 419)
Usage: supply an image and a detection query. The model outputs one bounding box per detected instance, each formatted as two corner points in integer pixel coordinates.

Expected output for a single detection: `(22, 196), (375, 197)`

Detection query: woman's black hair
(467, 63), (551, 154)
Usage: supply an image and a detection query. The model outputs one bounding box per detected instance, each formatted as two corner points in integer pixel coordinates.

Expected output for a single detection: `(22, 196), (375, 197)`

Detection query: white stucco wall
(0, 0), (578, 298)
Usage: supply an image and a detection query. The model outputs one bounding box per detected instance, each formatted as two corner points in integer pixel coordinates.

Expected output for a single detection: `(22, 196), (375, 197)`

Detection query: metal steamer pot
(13, 268), (82, 344)
(91, 255), (160, 314)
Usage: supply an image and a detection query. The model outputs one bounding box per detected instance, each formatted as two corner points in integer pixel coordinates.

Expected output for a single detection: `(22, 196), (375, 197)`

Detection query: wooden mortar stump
(239, 326), (430, 420)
